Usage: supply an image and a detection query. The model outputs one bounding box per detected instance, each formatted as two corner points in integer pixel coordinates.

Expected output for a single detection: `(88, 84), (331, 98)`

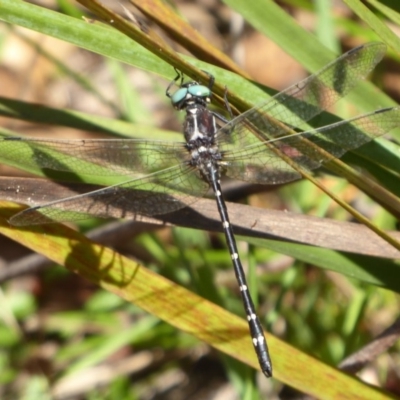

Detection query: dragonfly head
(170, 82), (212, 110)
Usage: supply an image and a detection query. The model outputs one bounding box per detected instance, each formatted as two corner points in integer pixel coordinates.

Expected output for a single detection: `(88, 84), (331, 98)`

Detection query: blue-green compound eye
(171, 84), (211, 106)
(171, 88), (188, 105)
(187, 85), (211, 98)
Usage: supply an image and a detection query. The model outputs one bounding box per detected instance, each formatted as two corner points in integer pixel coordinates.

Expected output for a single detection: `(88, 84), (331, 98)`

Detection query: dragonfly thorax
(183, 103), (218, 142)
(183, 103), (222, 182)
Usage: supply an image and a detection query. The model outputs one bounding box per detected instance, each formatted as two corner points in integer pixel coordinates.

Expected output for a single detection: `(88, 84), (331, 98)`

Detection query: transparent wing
(10, 163), (209, 226)
(217, 42), (386, 149)
(0, 137), (188, 177)
(221, 107), (400, 184)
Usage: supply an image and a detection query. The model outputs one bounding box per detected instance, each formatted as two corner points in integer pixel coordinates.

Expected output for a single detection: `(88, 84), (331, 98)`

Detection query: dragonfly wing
(10, 163), (209, 226)
(217, 42), (386, 148)
(0, 137), (188, 178)
(221, 143), (303, 184)
(222, 107), (400, 185)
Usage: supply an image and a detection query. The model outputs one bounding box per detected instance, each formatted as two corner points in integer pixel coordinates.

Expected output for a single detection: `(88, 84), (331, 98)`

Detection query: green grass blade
(344, 0), (400, 54)
(0, 97), (180, 140)
(244, 237), (400, 293)
(365, 0), (400, 25)
(0, 0), (171, 77)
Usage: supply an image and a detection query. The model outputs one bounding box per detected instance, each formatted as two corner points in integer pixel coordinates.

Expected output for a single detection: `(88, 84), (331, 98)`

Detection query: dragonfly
(2, 42), (400, 377)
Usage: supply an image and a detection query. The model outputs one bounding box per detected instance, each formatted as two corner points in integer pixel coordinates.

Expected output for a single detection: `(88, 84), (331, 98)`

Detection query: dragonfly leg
(166, 68), (184, 98)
